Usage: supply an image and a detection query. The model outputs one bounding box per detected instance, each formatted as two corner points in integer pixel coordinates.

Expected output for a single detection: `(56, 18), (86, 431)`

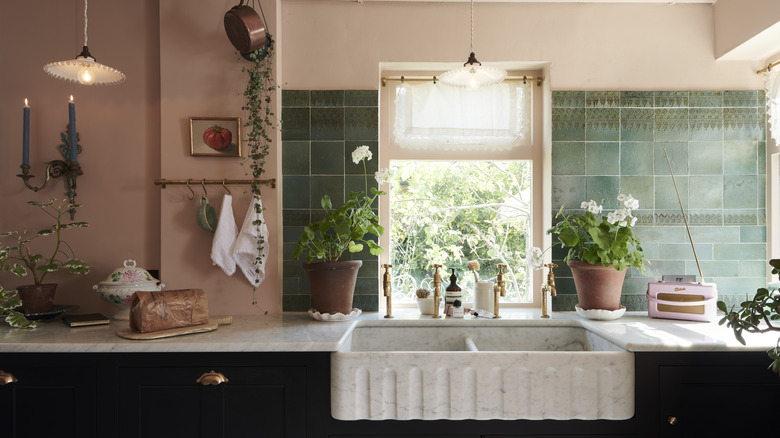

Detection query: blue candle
(68, 96), (77, 163)
(22, 99), (30, 166)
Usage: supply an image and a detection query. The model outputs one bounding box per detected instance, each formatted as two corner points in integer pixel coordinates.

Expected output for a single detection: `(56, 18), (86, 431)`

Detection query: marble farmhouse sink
(331, 319), (634, 421)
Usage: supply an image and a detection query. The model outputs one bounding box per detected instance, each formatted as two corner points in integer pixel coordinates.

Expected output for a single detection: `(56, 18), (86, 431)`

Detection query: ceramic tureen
(93, 259), (164, 320)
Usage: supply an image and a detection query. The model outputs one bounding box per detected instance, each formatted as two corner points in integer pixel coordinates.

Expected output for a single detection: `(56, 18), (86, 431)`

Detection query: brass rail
(381, 75), (543, 87)
(756, 59), (780, 75)
(154, 178), (276, 189)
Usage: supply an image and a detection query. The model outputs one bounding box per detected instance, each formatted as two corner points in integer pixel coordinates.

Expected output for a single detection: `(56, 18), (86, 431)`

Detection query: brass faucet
(432, 264), (443, 319)
(493, 264), (507, 318)
(540, 263), (558, 319)
(382, 264), (393, 319)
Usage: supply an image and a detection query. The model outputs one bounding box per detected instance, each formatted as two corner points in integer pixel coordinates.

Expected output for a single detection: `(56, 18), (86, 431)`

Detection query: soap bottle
(444, 268), (462, 317)
(452, 299), (464, 318)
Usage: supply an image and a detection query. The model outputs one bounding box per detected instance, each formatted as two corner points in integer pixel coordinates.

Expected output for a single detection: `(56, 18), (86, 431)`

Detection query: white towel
(210, 194), (237, 276)
(231, 195), (269, 287)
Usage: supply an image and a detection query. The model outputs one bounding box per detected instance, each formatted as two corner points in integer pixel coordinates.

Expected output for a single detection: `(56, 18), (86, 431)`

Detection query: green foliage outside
(389, 161), (532, 303)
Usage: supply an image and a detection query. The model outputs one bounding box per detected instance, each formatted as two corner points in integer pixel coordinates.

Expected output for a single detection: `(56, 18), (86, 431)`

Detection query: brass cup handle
(667, 416), (678, 426)
(0, 370), (18, 385)
(196, 370), (229, 386)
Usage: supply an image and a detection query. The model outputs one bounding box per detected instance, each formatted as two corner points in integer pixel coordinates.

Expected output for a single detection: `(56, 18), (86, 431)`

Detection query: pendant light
(43, 0), (125, 86)
(440, 0), (506, 89)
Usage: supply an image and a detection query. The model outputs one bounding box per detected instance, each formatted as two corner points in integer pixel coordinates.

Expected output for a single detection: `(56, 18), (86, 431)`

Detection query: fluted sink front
(331, 319), (634, 421)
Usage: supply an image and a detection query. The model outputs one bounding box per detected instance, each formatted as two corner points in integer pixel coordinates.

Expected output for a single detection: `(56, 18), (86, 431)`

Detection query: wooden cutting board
(117, 316), (233, 340)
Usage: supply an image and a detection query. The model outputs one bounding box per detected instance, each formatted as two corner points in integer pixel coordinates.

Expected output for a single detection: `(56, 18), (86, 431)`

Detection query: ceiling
(352, 1), (716, 3)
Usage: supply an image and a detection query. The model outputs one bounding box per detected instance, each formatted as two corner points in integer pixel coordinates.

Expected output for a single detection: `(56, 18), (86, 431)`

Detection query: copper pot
(224, 1), (267, 53)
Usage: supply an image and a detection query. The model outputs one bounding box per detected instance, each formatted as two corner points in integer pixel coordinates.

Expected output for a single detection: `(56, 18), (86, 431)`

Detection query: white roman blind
(393, 81), (532, 151)
(766, 68), (780, 144)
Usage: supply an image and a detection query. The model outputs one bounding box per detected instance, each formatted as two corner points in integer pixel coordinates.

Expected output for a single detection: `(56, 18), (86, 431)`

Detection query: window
(379, 70), (545, 307)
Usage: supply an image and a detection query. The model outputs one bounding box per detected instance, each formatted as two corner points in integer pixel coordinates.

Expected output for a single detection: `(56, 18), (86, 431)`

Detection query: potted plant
(718, 259), (780, 375)
(292, 146), (392, 315)
(538, 194), (646, 311)
(0, 285), (39, 328)
(0, 199), (90, 314)
(415, 288), (434, 315)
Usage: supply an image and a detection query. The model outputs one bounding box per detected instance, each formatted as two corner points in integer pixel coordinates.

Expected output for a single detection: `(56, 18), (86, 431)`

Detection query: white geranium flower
(607, 211), (618, 225)
(620, 194), (639, 210)
(617, 194), (627, 202)
(619, 220), (628, 227)
(528, 247), (544, 270)
(581, 200), (602, 215)
(374, 168), (393, 185)
(630, 216), (638, 227)
(351, 145), (373, 164)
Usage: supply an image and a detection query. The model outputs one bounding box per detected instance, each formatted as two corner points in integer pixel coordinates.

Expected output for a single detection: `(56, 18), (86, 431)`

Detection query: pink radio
(646, 281), (718, 322)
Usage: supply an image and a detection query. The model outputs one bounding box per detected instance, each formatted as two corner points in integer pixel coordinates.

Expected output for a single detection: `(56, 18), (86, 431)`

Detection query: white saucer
(308, 308), (362, 322)
(575, 304), (626, 321)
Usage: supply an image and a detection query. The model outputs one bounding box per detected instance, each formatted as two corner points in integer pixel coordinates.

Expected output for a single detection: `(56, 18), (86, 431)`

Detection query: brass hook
(186, 178), (195, 200)
(201, 179), (208, 197)
(222, 179), (232, 196)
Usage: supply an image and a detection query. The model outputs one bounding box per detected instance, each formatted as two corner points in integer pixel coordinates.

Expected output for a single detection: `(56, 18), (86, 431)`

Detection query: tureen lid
(96, 259), (159, 287)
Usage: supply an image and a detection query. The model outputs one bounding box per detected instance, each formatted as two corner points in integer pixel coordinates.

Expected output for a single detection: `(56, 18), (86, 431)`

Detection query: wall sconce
(17, 97), (83, 219)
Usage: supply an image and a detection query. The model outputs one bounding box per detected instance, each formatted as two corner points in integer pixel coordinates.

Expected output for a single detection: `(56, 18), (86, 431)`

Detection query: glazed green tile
(689, 226), (739, 243)
(345, 141), (378, 175)
(689, 142), (723, 174)
(655, 91), (688, 108)
(283, 260), (306, 278)
(713, 243), (766, 260)
(654, 142), (688, 175)
(692, 261), (740, 277)
(723, 141), (757, 175)
(282, 175), (310, 209)
(654, 109), (689, 141)
(620, 142), (654, 175)
(687, 210), (723, 226)
(724, 209), (758, 225)
(689, 108), (723, 141)
(740, 260), (766, 277)
(586, 91), (619, 108)
(282, 90), (310, 108)
(345, 106), (378, 141)
(346, 175), (379, 208)
(724, 107), (762, 140)
(551, 176), (586, 210)
(552, 107), (586, 141)
(714, 278), (766, 295)
(620, 176), (654, 209)
(283, 209), (311, 227)
(739, 226), (766, 243)
(310, 107), (344, 140)
(585, 109), (620, 141)
(723, 175), (757, 209)
(759, 209), (767, 225)
(311, 90), (344, 107)
(552, 91), (586, 108)
(552, 294), (577, 312)
(688, 176), (722, 209)
(345, 90), (378, 107)
(585, 142), (619, 175)
(759, 175), (766, 208)
(354, 277), (379, 295)
(586, 176), (620, 208)
(283, 242), (299, 260)
(310, 175), (344, 208)
(654, 210), (686, 225)
(633, 225), (689, 244)
(282, 141), (309, 175)
(758, 141), (766, 174)
(643, 260), (687, 278)
(353, 294), (378, 311)
(311, 141), (345, 175)
(620, 108), (654, 141)
(620, 91), (653, 108)
(551, 142), (585, 175)
(358, 260), (379, 278)
(689, 91), (722, 108)
(655, 175), (688, 209)
(283, 294), (312, 312)
(723, 90), (759, 107)
(281, 107), (310, 141)
(283, 225), (305, 245)
(658, 243), (712, 260)
(282, 277), (299, 295)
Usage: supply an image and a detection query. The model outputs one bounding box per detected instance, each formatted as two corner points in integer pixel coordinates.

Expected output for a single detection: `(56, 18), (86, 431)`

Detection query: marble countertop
(0, 308), (777, 353)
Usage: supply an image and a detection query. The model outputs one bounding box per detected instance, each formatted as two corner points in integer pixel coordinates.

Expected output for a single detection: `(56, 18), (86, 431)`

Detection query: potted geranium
(0, 199), (90, 314)
(292, 145), (392, 316)
(536, 194), (646, 311)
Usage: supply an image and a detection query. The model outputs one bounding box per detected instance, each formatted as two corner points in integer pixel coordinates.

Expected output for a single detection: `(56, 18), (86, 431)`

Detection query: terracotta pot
(17, 283), (58, 314)
(303, 260), (362, 315)
(567, 260), (626, 311)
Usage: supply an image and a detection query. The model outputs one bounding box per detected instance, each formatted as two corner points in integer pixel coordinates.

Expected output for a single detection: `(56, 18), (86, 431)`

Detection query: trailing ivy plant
(241, 35), (277, 307)
(718, 259), (780, 374)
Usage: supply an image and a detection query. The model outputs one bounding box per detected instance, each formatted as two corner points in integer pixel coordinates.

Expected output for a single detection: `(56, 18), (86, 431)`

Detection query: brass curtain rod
(154, 178), (276, 189)
(381, 75), (543, 87)
(756, 59), (780, 75)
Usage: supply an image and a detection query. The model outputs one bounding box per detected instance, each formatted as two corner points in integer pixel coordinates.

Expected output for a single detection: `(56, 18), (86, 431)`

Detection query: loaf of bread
(129, 289), (209, 333)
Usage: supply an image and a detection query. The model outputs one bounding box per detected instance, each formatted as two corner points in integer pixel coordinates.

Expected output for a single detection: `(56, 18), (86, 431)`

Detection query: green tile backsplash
(551, 90), (767, 311)
(282, 90), (379, 312)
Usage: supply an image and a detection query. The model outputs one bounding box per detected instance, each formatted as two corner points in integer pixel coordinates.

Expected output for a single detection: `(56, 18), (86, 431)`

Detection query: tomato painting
(203, 125), (233, 150)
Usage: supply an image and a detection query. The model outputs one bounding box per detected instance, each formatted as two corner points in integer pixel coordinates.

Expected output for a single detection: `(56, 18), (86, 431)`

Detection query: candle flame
(69, 95), (74, 102)
(24, 98), (28, 106)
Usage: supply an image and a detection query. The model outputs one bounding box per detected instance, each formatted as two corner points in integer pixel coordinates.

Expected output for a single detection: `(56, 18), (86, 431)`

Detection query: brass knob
(667, 416), (678, 426)
(196, 370), (229, 386)
(0, 370), (18, 385)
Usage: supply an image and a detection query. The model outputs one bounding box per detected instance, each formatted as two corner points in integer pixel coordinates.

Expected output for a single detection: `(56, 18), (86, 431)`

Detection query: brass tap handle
(0, 370), (18, 385)
(432, 264), (443, 319)
(493, 264), (507, 318)
(196, 370), (229, 386)
(544, 263), (558, 296)
(382, 264), (394, 319)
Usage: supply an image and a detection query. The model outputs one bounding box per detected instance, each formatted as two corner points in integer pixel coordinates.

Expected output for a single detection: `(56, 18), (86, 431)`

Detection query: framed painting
(190, 117), (242, 157)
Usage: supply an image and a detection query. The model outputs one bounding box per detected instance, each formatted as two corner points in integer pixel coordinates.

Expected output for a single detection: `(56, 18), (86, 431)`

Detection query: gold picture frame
(190, 117), (242, 157)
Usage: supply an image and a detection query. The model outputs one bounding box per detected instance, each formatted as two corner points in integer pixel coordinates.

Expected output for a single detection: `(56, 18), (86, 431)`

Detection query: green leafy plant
(0, 285), (39, 328)
(0, 199), (90, 285)
(543, 194), (646, 273)
(718, 259), (780, 374)
(292, 146), (391, 263)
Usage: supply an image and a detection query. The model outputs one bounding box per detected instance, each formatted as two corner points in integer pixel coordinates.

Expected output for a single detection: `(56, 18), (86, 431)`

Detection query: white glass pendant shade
(44, 47), (125, 86)
(440, 52), (507, 89)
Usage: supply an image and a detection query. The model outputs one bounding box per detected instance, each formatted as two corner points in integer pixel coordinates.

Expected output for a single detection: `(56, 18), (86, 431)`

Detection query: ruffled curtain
(766, 68), (780, 144)
(393, 81), (531, 151)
